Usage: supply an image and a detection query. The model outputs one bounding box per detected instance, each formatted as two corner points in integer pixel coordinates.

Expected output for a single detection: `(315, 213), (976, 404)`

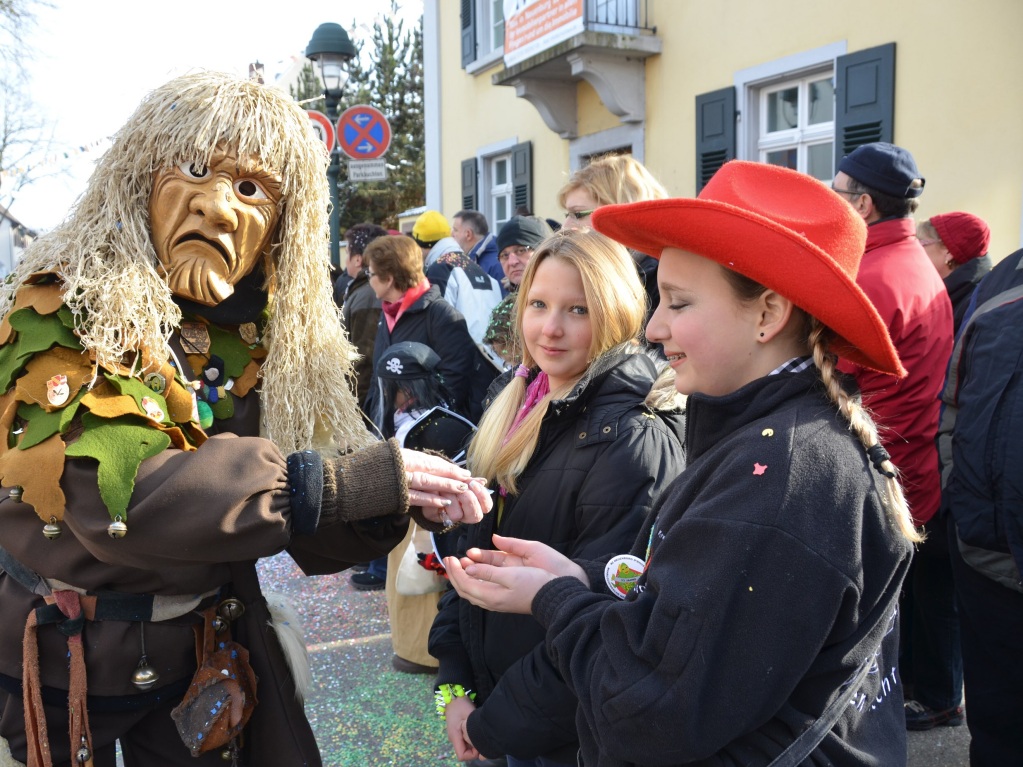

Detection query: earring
(759, 332), (765, 338)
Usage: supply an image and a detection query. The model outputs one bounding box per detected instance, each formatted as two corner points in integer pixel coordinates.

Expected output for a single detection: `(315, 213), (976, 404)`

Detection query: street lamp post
(305, 23), (357, 269)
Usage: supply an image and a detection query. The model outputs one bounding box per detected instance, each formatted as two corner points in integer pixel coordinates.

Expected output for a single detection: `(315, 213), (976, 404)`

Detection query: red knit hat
(591, 161), (905, 377)
(930, 212), (990, 265)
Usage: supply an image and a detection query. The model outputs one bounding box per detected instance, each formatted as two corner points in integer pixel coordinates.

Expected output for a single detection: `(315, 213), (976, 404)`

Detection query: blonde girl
(430, 228), (685, 766)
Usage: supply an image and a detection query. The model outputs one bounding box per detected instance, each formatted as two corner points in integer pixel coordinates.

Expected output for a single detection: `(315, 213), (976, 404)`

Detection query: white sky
(7, 0), (423, 230)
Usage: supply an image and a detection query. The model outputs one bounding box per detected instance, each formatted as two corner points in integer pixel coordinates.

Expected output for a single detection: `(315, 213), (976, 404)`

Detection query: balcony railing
(586, 0), (654, 33)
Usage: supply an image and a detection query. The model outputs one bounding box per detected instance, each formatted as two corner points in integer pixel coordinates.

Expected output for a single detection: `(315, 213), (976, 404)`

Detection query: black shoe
(351, 562), (369, 573)
(350, 572), (385, 591)
(904, 699), (964, 730)
(391, 654), (437, 675)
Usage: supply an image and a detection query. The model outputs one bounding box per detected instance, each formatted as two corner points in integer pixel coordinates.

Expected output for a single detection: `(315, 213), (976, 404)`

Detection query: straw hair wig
(0, 70), (373, 454)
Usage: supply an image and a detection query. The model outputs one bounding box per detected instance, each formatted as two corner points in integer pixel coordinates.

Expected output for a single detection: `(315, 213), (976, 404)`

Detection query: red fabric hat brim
(592, 195), (905, 377)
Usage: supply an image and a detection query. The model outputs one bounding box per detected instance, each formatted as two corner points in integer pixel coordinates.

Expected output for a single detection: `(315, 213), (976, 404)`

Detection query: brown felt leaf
(156, 424), (197, 452)
(165, 381), (196, 423)
(15, 346), (96, 412)
(80, 384), (143, 420)
(231, 359), (261, 398)
(0, 433), (66, 523)
(0, 283), (66, 344)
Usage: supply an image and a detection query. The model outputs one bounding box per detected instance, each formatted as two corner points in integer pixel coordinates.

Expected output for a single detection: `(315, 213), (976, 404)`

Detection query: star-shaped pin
(753, 463), (768, 475)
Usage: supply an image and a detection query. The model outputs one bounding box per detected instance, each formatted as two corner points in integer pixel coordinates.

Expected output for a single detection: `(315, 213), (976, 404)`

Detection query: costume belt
(1, 544), (220, 767)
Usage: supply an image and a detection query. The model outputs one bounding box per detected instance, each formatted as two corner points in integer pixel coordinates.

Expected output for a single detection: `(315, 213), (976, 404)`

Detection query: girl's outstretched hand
(445, 535), (588, 614)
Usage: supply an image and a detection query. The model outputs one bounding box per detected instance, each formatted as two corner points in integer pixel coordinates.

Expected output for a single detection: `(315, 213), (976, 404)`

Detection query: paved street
(256, 552), (971, 767)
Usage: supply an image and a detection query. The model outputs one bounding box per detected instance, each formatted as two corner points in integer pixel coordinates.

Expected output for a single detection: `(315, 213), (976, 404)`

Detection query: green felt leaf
(57, 305), (78, 331)
(210, 390), (235, 420)
(206, 324), (253, 379)
(58, 391), (86, 432)
(104, 374), (171, 424)
(8, 308), (83, 357)
(0, 343), (25, 392)
(64, 412), (171, 520)
(16, 401), (63, 449)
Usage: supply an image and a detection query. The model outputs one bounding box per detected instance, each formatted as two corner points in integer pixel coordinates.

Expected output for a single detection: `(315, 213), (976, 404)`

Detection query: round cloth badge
(604, 554), (646, 599)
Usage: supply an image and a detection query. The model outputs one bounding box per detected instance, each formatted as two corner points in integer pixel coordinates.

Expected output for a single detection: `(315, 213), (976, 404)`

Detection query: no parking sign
(336, 105), (391, 160)
(306, 110), (335, 149)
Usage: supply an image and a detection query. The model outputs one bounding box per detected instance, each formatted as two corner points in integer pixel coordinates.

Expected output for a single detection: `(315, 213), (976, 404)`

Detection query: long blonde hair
(0, 71), (372, 454)
(467, 229), (647, 492)
(557, 154), (669, 208)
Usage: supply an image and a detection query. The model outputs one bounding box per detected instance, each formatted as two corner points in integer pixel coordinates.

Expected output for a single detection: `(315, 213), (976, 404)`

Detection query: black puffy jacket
(429, 346), (686, 762)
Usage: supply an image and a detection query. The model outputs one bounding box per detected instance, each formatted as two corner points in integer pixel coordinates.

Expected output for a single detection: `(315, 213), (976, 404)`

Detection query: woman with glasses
(482, 216), (553, 369)
(557, 155), (670, 322)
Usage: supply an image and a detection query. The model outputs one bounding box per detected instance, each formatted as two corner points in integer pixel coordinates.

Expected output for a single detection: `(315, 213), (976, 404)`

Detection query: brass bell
(212, 616), (228, 633)
(131, 657), (160, 690)
(107, 516), (128, 538)
(217, 598), (245, 622)
(43, 517), (63, 540)
(8, 486), (23, 503)
(76, 736), (91, 764)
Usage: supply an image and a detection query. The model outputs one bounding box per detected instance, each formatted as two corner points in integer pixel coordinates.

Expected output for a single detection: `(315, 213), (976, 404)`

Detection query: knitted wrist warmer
(320, 438), (409, 527)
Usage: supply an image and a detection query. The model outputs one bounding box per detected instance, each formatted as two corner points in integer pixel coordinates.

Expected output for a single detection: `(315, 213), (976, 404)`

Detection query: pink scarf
(499, 365), (549, 497)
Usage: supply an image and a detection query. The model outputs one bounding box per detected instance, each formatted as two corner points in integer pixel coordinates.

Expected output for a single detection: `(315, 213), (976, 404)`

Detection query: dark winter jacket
(364, 284), (476, 427)
(468, 233), (506, 288)
(943, 254), (992, 334)
(533, 368), (913, 767)
(430, 347), (686, 763)
(940, 248), (1023, 591)
(340, 271), (381, 406)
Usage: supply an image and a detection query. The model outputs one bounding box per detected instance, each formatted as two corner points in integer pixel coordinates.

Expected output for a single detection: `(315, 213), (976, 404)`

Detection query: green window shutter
(834, 43), (896, 173)
(461, 157), (478, 211)
(512, 142), (532, 213)
(461, 0), (477, 68)
(695, 87), (736, 193)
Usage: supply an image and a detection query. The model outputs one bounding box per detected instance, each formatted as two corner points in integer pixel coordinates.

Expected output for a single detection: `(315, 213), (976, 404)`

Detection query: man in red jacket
(832, 142), (957, 731)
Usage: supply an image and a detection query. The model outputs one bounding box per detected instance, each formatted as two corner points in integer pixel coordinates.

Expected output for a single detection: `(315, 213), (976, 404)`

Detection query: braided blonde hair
(0, 71), (372, 455)
(807, 318), (922, 543)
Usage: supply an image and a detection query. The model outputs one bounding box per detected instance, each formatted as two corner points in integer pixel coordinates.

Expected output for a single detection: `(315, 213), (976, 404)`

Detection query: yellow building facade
(423, 0), (1023, 261)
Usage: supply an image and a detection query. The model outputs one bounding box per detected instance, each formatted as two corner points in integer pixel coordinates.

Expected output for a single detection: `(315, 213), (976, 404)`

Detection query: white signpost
(347, 159), (388, 181)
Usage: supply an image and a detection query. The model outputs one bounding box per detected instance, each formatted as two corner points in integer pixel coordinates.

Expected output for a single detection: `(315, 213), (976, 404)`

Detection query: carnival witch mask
(149, 146), (283, 306)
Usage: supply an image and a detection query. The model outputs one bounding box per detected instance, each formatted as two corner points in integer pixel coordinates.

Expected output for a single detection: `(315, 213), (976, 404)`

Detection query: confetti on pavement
(257, 552), (461, 767)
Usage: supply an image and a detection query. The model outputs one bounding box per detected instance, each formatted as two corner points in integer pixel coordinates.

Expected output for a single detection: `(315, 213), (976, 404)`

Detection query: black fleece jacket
(534, 369), (912, 767)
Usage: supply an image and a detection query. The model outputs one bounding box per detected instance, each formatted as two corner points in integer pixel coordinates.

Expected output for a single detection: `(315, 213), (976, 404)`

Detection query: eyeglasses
(365, 268), (377, 278)
(916, 237), (942, 248)
(830, 186), (862, 199)
(498, 246), (533, 263)
(565, 209), (595, 220)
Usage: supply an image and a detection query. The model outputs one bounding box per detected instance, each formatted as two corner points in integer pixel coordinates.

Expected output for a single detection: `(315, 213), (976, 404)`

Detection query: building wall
(431, 0), (1023, 260)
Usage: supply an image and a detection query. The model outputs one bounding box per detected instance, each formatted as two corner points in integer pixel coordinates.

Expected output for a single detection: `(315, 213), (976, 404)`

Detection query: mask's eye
(178, 162), (210, 179)
(233, 178), (270, 201)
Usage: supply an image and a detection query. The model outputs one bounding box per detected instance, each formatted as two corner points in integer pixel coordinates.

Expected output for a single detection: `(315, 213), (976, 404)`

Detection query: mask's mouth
(173, 232), (232, 268)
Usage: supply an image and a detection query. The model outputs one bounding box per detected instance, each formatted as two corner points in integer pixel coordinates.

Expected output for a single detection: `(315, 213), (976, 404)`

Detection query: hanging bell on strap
(217, 598), (245, 623)
(43, 516), (63, 540)
(75, 735), (92, 764)
(107, 515), (128, 538)
(131, 656), (160, 690)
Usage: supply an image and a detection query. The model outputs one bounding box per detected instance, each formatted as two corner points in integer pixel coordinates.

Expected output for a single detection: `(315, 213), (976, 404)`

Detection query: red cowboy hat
(591, 161), (905, 377)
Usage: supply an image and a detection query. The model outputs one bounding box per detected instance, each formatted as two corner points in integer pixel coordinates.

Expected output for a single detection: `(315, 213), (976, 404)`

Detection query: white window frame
(476, 137), (518, 232)
(734, 42), (847, 181)
(756, 73), (836, 180)
(466, 0), (505, 74)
